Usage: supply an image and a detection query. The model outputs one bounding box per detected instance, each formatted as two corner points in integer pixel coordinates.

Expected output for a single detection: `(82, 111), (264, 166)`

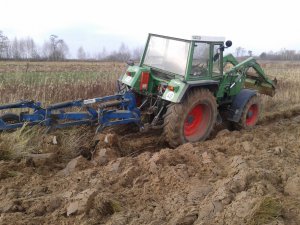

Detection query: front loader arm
(223, 55), (276, 97)
(223, 53), (239, 66)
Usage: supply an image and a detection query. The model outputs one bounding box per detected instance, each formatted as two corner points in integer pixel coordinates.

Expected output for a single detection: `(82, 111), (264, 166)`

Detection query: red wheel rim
(246, 104), (258, 126)
(184, 104), (209, 138)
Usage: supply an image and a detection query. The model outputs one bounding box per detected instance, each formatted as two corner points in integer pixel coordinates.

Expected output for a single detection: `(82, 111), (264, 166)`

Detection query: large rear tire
(163, 89), (217, 148)
(236, 95), (261, 129)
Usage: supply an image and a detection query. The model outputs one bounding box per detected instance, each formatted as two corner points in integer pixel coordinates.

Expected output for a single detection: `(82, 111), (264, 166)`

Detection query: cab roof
(149, 33), (225, 43)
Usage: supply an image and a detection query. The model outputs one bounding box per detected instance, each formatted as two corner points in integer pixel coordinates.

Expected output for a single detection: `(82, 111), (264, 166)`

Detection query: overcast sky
(1, 0), (299, 57)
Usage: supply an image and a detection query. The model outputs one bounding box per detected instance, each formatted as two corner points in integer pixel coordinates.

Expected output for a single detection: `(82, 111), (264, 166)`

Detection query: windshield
(143, 36), (190, 76)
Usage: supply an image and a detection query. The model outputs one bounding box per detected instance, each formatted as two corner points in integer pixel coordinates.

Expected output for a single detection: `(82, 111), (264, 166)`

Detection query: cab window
(212, 45), (222, 75)
(190, 43), (210, 76)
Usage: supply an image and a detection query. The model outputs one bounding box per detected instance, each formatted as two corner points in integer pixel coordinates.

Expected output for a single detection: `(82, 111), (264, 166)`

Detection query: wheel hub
(247, 111), (253, 118)
(184, 104), (207, 137)
(186, 115), (195, 124)
(246, 104), (258, 126)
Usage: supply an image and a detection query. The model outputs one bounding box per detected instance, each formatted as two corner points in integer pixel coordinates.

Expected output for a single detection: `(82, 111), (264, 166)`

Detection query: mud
(1, 112), (300, 225)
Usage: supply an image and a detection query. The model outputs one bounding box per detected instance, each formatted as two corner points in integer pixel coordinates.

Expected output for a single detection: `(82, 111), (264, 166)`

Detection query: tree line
(235, 46), (300, 61)
(0, 31), (69, 60)
(2, 30), (300, 62)
(0, 31), (143, 61)
(259, 49), (300, 61)
(77, 43), (143, 61)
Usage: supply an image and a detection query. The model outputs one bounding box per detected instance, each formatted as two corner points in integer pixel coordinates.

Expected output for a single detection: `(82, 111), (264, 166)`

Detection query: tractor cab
(121, 33), (233, 103)
(140, 33), (231, 81)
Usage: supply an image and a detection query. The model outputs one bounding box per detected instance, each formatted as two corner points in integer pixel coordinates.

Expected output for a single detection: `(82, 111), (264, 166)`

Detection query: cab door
(211, 44), (223, 78)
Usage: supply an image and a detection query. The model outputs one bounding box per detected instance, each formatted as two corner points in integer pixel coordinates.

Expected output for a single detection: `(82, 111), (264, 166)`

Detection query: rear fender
(120, 66), (151, 90)
(162, 80), (219, 103)
(162, 79), (187, 103)
(227, 89), (257, 122)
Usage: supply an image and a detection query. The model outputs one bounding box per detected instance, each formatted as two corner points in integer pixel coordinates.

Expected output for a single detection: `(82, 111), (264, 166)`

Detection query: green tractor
(120, 33), (276, 147)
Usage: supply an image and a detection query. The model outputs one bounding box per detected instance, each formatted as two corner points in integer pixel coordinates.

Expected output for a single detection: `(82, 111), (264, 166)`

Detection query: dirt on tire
(164, 89), (217, 147)
(235, 94), (261, 129)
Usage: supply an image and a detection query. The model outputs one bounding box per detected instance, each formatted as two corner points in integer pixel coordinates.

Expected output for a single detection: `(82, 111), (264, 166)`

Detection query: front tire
(163, 89), (217, 148)
(237, 95), (261, 129)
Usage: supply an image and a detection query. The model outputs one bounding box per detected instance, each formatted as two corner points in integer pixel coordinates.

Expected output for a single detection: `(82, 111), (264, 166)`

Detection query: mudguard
(162, 79), (219, 103)
(227, 89), (257, 122)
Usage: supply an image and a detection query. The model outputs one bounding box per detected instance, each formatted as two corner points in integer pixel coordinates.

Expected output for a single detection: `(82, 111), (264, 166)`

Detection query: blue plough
(0, 91), (141, 132)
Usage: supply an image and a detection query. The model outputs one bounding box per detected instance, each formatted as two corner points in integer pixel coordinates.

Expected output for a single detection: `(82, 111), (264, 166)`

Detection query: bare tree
(24, 37), (39, 59)
(77, 46), (86, 60)
(132, 46), (143, 61)
(101, 47), (107, 59)
(118, 43), (131, 61)
(99, 47), (107, 60)
(259, 52), (267, 59)
(43, 35), (69, 60)
(11, 37), (39, 59)
(106, 43), (131, 61)
(248, 50), (253, 57)
(0, 31), (9, 59)
(42, 41), (52, 59)
(10, 37), (21, 59)
(235, 46), (246, 57)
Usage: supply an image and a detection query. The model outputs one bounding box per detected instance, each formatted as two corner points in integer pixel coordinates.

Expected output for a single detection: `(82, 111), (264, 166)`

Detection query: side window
(213, 45), (221, 75)
(191, 43), (210, 76)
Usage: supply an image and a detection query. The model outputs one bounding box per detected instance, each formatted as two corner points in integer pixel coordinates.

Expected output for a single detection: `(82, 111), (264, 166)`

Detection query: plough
(0, 91), (141, 132)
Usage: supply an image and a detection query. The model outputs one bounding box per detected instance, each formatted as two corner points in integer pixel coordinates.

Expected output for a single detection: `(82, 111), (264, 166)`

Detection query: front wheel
(236, 95), (261, 129)
(163, 89), (217, 148)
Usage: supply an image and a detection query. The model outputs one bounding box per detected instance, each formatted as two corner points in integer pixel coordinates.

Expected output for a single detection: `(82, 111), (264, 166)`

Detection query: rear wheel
(237, 95), (261, 129)
(163, 89), (217, 148)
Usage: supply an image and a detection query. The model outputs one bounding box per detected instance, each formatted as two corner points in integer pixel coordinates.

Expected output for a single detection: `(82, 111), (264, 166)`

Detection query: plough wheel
(0, 113), (20, 124)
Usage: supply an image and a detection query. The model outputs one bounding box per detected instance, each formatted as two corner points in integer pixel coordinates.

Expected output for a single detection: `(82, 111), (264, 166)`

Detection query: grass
(0, 61), (126, 105)
(0, 123), (95, 162)
(0, 169), (20, 180)
(0, 125), (37, 160)
(250, 197), (283, 225)
(260, 60), (300, 113)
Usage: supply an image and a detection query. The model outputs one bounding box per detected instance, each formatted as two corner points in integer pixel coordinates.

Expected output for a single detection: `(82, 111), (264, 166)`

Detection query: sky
(1, 0), (299, 57)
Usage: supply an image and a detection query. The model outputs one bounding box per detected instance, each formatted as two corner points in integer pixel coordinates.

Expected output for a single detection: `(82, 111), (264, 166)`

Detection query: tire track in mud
(93, 105), (300, 157)
(118, 104), (300, 152)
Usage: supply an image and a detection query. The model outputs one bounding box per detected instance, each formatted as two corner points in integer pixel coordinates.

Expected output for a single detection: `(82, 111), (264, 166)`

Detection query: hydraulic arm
(223, 54), (276, 96)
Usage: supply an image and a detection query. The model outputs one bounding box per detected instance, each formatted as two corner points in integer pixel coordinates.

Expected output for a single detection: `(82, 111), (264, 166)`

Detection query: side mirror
(126, 59), (134, 66)
(225, 40), (232, 48)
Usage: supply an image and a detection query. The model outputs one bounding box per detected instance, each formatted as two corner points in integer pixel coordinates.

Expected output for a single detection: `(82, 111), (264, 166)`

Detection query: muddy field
(0, 109), (300, 225)
(1, 61), (300, 225)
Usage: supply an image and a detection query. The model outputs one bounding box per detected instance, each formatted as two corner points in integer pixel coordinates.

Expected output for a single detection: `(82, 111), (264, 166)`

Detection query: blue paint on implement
(0, 91), (141, 132)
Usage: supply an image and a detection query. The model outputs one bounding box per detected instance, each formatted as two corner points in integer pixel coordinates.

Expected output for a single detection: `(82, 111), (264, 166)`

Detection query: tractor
(119, 33), (276, 147)
(0, 33), (276, 148)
